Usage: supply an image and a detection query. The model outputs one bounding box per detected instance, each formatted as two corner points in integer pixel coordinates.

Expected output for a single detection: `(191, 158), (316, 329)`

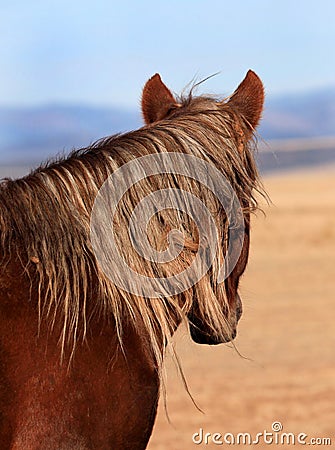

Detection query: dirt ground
(148, 166), (335, 449)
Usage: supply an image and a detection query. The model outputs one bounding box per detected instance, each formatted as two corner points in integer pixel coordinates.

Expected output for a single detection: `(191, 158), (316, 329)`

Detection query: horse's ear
(141, 74), (177, 125)
(227, 70), (264, 129)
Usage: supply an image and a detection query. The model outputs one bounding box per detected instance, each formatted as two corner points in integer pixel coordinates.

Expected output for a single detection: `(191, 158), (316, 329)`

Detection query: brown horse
(0, 70), (264, 449)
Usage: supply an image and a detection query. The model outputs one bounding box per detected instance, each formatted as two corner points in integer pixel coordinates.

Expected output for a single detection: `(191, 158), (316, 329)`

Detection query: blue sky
(1, 0), (335, 108)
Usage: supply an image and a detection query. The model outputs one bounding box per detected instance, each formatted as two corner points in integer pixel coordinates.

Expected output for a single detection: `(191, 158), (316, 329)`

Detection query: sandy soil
(148, 166), (335, 449)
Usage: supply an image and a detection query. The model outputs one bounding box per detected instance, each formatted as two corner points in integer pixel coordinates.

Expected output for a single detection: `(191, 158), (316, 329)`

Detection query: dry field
(148, 166), (335, 449)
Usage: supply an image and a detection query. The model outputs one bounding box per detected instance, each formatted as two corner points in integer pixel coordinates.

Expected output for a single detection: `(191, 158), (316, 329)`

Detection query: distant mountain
(259, 87), (335, 139)
(0, 86), (335, 169)
(0, 104), (141, 165)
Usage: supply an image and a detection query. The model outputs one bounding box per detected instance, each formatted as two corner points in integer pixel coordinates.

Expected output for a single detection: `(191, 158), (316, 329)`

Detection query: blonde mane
(0, 91), (263, 368)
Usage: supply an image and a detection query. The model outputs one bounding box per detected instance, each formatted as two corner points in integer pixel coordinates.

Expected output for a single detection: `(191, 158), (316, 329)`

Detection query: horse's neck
(0, 257), (160, 448)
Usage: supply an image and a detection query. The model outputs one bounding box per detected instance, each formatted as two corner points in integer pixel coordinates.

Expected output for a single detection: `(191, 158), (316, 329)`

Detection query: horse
(0, 70), (264, 449)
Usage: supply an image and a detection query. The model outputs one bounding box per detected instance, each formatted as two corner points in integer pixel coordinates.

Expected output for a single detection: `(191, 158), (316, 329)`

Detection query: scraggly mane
(0, 94), (263, 367)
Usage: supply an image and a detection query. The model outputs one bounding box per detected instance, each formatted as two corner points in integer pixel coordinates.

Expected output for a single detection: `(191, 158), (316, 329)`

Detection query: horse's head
(141, 71), (264, 345)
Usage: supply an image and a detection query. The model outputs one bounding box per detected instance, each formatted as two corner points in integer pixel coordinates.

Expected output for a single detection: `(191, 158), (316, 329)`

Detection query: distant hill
(259, 87), (335, 139)
(0, 86), (335, 172)
(0, 105), (141, 165)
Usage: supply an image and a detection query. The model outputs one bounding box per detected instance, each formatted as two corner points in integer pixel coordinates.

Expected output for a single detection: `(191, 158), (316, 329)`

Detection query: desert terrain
(148, 166), (335, 449)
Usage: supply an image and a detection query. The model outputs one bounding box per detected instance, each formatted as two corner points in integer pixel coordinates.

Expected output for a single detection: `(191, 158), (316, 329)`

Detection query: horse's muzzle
(188, 293), (243, 345)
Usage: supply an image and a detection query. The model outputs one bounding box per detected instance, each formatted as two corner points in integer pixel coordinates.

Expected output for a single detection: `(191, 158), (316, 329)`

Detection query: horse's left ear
(141, 74), (177, 125)
(227, 70), (264, 130)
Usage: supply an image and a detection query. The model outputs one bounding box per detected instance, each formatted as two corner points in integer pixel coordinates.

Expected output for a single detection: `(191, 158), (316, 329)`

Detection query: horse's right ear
(141, 74), (177, 125)
(227, 70), (264, 130)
